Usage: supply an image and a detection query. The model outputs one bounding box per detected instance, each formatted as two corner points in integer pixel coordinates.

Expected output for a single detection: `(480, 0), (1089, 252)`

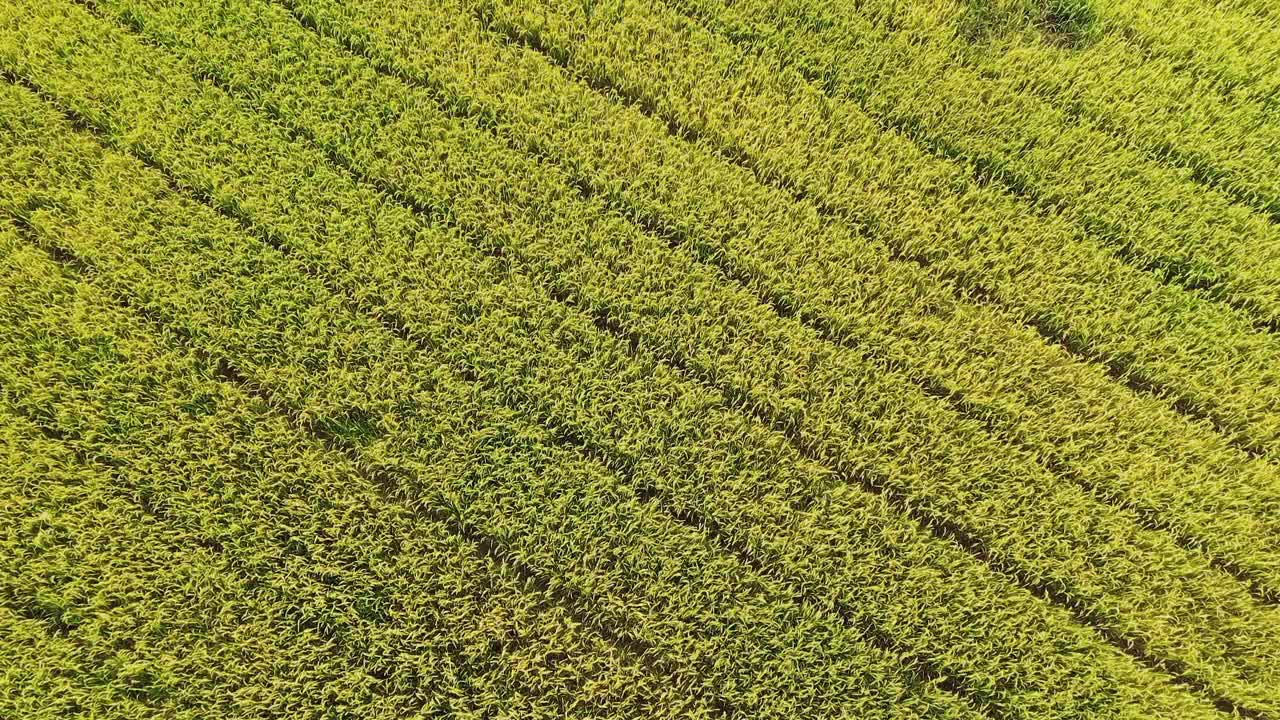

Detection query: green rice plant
(958, 0), (1099, 46)
(0, 602), (128, 719)
(463, 0), (1280, 454)
(0, 85), (993, 720)
(0, 224), (701, 720)
(275, 0), (1280, 603)
(664, 0), (1280, 325)
(874, 0), (1280, 212)
(985, 33), (1280, 209)
(0, 6), (1272, 718)
(959, 0), (1280, 100)
(1086, 0), (1280, 98)
(738, 0), (1280, 211)
(1224, 0), (1280, 23)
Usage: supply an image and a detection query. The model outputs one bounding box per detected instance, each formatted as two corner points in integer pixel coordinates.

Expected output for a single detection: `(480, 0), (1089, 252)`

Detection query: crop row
(0, 420), (273, 720)
(45, 0), (1280, 702)
(1221, 0), (1280, 22)
(1092, 0), (1280, 98)
(950, 0), (1280, 216)
(1035, 0), (1280, 99)
(807, 0), (1280, 99)
(48, 0), (1280, 704)
(0, 223), (702, 719)
(662, 0), (1280, 325)
(466, 0), (1280, 456)
(268, 0), (1280, 596)
(0, 80), (993, 719)
(0, 420), (674, 720)
(804, 0), (1280, 215)
(1, 3), (1272, 716)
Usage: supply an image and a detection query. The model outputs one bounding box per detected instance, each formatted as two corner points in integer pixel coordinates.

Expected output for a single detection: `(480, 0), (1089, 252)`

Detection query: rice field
(1, 0), (1278, 717)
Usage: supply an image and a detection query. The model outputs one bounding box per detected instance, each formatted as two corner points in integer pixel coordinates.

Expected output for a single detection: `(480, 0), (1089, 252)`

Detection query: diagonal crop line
(262, 0), (1045, 438)
(704, 3), (1280, 324)
(749, 0), (1280, 228)
(265, 0), (1280, 605)
(1, 142), (702, 720)
(868, 4), (1280, 230)
(467, 11), (1275, 462)
(780, 59), (1280, 332)
(535, 409), (976, 701)
(10, 67), (1007, 718)
(1144, 131), (1280, 227)
(3, 70), (977, 719)
(554, 290), (1274, 720)
(8, 219), (703, 716)
(233, 0), (1280, 614)
(557, 272), (1280, 608)
(84, 0), (1280, 680)
(687, 2), (1280, 327)
(1113, 16), (1280, 111)
(1059, 26), (1280, 220)
(278, 0), (1280, 466)
(15, 12), (1270, 716)
(2, 210), (684, 710)
(0, 382), (361, 670)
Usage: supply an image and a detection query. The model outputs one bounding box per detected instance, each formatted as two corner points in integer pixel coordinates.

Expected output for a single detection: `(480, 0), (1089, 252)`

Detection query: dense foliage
(1, 0), (1277, 717)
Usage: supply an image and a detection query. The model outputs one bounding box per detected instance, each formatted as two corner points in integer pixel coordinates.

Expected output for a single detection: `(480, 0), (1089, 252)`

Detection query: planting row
(787, 0), (1280, 215)
(272, 0), (1280, 595)
(463, 0), (1280, 455)
(26, 0), (1280, 709)
(952, 0), (1280, 216)
(0, 5), (1273, 716)
(73, 0), (1280, 700)
(662, 0), (1280, 324)
(1092, 0), (1280, 98)
(0, 83), (990, 720)
(0, 223), (704, 719)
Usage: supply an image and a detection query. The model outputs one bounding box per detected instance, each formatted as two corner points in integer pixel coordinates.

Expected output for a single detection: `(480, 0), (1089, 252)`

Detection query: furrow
(1091, 0), (1280, 102)
(662, 0), (1280, 329)
(956, 4), (1280, 216)
(806, 0), (1280, 213)
(0, 226), (694, 719)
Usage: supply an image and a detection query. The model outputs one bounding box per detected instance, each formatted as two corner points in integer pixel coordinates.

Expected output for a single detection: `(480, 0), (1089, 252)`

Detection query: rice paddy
(1, 0), (1278, 717)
